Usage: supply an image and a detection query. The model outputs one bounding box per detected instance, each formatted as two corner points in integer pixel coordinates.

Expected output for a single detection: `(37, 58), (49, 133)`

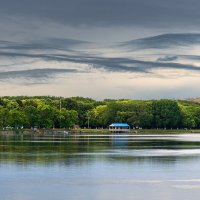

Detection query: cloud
(91, 58), (200, 74)
(0, 68), (80, 83)
(0, 0), (200, 29)
(1, 2), (200, 98)
(157, 56), (178, 62)
(0, 50), (199, 74)
(0, 38), (90, 52)
(0, 39), (200, 76)
(119, 33), (200, 49)
(1, 1), (200, 44)
(0, 33), (200, 87)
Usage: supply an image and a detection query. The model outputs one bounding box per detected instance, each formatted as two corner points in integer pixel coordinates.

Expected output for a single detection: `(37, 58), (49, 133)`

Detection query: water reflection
(1, 134), (200, 166)
(1, 134), (200, 200)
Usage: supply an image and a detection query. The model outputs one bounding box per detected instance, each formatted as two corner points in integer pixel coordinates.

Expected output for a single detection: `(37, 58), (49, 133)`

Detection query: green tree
(152, 100), (182, 128)
(60, 108), (78, 128)
(8, 109), (26, 128)
(24, 105), (40, 128)
(180, 105), (196, 128)
(89, 105), (108, 127)
(0, 106), (9, 129)
(38, 104), (57, 128)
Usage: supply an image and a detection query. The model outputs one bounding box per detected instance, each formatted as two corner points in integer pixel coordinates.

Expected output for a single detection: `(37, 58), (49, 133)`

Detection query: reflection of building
(109, 123), (130, 132)
(110, 135), (129, 146)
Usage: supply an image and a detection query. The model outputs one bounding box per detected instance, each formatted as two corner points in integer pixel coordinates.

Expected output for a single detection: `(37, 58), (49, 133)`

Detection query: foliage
(152, 100), (182, 128)
(0, 96), (200, 129)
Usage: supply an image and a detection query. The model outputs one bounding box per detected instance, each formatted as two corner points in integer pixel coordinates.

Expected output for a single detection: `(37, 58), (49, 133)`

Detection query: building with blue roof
(109, 123), (130, 132)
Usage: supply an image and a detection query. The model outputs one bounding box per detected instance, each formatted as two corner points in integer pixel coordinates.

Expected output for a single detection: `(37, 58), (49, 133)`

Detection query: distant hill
(187, 98), (200, 103)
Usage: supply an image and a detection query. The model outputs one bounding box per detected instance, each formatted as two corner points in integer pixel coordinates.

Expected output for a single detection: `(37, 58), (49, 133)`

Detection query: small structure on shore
(109, 123), (130, 132)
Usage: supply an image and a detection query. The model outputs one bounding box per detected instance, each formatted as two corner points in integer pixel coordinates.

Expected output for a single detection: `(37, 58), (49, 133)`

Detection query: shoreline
(1, 128), (200, 136)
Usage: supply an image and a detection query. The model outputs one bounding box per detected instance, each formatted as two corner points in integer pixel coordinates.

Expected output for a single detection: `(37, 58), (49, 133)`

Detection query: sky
(1, 0), (200, 99)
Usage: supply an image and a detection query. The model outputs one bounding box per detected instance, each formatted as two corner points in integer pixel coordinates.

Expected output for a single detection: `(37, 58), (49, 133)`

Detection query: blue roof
(110, 123), (130, 127)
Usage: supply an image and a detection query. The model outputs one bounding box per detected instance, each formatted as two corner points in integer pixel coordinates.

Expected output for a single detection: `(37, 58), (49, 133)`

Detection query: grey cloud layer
(0, 68), (80, 84)
(0, 0), (200, 28)
(1, 48), (200, 74)
(1, 1), (200, 98)
(0, 33), (200, 83)
(0, 39), (89, 51)
(119, 33), (200, 49)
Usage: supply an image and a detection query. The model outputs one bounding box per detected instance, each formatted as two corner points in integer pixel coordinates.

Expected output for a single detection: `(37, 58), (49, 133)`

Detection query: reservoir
(1, 134), (200, 200)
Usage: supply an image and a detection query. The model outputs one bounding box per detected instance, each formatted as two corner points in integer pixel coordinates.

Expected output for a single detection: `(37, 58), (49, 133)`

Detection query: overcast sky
(0, 0), (200, 99)
(1, 0), (200, 42)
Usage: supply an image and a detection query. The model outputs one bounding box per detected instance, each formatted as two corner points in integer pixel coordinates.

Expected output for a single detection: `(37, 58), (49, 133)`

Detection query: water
(1, 134), (200, 200)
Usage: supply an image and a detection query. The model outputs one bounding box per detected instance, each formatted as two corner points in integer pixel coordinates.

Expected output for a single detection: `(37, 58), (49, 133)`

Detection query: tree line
(0, 96), (200, 129)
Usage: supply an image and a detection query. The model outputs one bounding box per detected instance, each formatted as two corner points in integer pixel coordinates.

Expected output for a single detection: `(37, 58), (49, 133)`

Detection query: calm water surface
(1, 133), (200, 200)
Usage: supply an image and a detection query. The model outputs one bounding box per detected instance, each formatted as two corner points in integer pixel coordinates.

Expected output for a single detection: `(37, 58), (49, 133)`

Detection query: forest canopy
(0, 96), (199, 129)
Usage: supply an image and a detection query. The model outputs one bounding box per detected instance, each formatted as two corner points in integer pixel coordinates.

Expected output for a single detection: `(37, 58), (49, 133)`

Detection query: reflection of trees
(1, 135), (200, 166)
(0, 135), (111, 166)
(107, 154), (200, 166)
